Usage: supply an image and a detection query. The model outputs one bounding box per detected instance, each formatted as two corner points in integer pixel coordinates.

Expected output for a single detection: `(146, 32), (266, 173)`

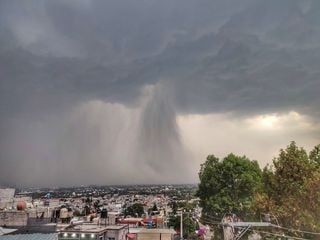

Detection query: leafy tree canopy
(167, 212), (198, 239)
(255, 142), (320, 238)
(124, 203), (145, 217)
(197, 153), (262, 219)
(310, 144), (320, 166)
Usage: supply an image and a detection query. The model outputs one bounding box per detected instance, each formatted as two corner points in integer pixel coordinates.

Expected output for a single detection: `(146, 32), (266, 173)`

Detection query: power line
(201, 220), (221, 225)
(275, 225), (320, 236)
(201, 215), (222, 222)
(246, 228), (310, 240)
(200, 217), (222, 226)
(200, 213), (320, 238)
(204, 214), (320, 236)
(201, 219), (222, 224)
(201, 218), (309, 240)
(201, 215), (223, 221)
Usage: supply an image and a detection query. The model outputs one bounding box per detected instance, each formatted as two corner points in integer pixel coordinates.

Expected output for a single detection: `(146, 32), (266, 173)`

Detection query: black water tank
(101, 208), (108, 219)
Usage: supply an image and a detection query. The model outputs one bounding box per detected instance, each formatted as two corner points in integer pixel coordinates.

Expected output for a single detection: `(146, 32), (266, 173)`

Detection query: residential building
(58, 224), (128, 240)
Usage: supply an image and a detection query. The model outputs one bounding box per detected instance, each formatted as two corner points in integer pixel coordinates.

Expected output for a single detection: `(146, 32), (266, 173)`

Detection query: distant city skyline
(1, 0), (320, 187)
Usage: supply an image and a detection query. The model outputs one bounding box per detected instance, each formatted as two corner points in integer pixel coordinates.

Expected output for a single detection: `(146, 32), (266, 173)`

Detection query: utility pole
(180, 211), (183, 240)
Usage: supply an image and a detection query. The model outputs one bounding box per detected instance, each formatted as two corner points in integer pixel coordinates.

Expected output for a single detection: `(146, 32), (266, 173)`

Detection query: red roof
(143, 218), (164, 223)
(127, 233), (136, 239)
(118, 219), (142, 224)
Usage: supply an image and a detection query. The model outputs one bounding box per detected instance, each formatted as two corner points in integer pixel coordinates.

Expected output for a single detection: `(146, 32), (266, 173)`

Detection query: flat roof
(60, 224), (127, 233)
(0, 233), (57, 240)
(106, 225), (128, 230)
(108, 212), (121, 215)
(119, 218), (143, 221)
(60, 225), (108, 234)
(129, 228), (176, 234)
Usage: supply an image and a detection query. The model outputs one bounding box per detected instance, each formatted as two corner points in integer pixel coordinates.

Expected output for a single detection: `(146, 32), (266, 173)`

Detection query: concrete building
(105, 225), (128, 240)
(0, 211), (28, 227)
(0, 208), (57, 233)
(0, 233), (57, 240)
(128, 228), (175, 240)
(0, 189), (15, 210)
(0, 189), (15, 203)
(58, 224), (128, 240)
(106, 212), (120, 225)
(117, 217), (165, 229)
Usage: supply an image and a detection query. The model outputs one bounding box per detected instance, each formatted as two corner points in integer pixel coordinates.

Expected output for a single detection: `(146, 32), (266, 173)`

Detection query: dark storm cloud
(1, 0), (320, 186)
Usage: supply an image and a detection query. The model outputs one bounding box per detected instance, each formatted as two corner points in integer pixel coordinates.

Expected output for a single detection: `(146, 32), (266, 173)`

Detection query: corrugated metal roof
(0, 233), (57, 240)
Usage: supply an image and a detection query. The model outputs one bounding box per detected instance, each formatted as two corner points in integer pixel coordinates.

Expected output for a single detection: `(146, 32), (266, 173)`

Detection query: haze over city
(1, 0), (320, 187)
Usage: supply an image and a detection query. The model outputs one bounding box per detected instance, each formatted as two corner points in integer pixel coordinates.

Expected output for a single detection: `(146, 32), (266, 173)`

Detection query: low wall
(0, 210), (28, 227)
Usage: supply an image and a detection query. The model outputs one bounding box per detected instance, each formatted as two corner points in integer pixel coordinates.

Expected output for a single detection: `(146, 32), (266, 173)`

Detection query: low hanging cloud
(1, 0), (320, 186)
(0, 85), (194, 187)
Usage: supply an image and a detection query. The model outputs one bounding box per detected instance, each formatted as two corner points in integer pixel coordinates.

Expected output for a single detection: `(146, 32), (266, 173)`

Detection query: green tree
(197, 153), (262, 219)
(272, 141), (312, 202)
(148, 203), (159, 216)
(124, 203), (145, 217)
(167, 213), (198, 239)
(169, 201), (178, 215)
(152, 203), (158, 212)
(255, 142), (320, 238)
(310, 144), (320, 166)
(168, 215), (180, 231)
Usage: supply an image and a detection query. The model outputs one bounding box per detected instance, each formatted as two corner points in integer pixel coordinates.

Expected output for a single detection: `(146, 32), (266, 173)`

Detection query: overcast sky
(1, 0), (320, 187)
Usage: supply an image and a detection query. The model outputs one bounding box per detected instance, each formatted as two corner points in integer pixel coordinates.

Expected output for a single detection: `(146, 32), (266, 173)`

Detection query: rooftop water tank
(17, 201), (26, 210)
